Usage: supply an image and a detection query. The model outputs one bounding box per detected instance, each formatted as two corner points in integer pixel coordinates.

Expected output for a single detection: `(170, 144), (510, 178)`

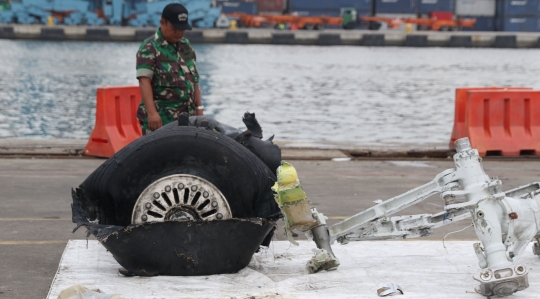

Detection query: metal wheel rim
(132, 174), (232, 224)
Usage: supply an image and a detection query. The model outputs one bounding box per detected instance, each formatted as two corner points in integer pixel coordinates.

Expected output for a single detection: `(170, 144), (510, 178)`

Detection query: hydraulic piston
(272, 161), (339, 273)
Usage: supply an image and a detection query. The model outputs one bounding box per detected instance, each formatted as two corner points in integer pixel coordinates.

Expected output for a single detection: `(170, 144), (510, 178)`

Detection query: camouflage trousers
(136, 99), (194, 135)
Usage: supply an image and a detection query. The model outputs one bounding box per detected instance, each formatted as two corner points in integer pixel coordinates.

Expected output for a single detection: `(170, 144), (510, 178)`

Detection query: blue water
(1, 39), (539, 145)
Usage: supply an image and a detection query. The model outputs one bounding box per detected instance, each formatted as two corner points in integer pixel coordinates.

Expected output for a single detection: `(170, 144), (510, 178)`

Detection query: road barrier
(450, 88), (539, 156)
(134, 29), (155, 42)
(86, 28), (110, 41)
(448, 36), (472, 48)
(451, 87), (513, 147)
(317, 33), (341, 46)
(404, 35), (427, 47)
(85, 86), (142, 158)
(184, 31), (204, 43)
(225, 31), (249, 44)
(493, 35), (517, 48)
(272, 33), (295, 45)
(40, 27), (64, 40)
(362, 34), (385, 46)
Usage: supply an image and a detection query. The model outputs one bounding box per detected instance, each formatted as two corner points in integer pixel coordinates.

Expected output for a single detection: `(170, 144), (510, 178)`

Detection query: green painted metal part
(277, 186), (307, 205)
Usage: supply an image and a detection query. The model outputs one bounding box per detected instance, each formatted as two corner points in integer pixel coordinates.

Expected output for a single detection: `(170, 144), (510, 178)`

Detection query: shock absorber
(272, 161), (339, 273)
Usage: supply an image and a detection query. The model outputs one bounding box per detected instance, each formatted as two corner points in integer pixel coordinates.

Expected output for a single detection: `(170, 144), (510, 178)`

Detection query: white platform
(47, 240), (540, 299)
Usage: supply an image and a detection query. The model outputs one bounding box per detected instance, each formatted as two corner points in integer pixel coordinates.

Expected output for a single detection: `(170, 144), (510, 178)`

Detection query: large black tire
(77, 126), (280, 227)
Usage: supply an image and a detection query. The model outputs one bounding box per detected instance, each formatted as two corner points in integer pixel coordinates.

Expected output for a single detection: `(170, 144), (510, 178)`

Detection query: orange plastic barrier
(449, 87), (531, 148)
(84, 86), (142, 158)
(454, 90), (540, 156)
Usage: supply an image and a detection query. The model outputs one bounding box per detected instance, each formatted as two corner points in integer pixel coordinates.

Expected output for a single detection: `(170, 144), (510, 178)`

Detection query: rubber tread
(78, 126), (280, 226)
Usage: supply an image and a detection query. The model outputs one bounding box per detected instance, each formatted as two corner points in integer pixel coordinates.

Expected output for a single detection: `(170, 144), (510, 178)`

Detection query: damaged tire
(76, 125), (280, 227)
(73, 117), (283, 276)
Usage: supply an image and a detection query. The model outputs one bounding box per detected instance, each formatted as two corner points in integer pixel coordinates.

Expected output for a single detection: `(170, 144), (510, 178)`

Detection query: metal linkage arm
(504, 182), (540, 200)
(337, 209), (471, 242)
(339, 183), (540, 243)
(329, 168), (455, 244)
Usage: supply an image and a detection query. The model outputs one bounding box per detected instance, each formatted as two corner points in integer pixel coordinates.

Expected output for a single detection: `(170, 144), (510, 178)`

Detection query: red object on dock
(84, 86), (142, 158)
(255, 0), (285, 12)
(429, 12), (453, 21)
(450, 88), (540, 156)
(450, 87), (531, 148)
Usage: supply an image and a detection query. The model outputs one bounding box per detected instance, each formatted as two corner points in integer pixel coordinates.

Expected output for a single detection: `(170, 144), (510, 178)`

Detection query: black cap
(162, 3), (192, 31)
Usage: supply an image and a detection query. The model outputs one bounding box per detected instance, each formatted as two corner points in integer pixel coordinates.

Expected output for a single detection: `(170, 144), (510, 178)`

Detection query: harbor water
(1, 39), (539, 145)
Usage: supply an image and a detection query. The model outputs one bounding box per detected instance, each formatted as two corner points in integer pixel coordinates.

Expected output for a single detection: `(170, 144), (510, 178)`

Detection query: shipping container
(255, 0), (286, 12)
(289, 0), (372, 11)
(496, 16), (539, 31)
(496, 0), (540, 17)
(418, 0), (454, 14)
(460, 15), (495, 30)
(455, 0), (495, 17)
(216, 1), (259, 14)
(375, 0), (417, 14)
(430, 11), (453, 20)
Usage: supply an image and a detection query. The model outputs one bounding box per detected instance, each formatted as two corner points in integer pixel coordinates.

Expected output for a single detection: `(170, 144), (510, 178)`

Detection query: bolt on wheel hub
(132, 174), (232, 224)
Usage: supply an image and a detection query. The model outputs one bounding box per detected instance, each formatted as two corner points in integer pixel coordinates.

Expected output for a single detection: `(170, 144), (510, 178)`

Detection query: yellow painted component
(276, 161), (298, 186)
(230, 20), (237, 30)
(47, 16), (55, 26)
(278, 186), (307, 205)
(272, 161), (318, 238)
(282, 201), (317, 231)
(405, 23), (413, 33)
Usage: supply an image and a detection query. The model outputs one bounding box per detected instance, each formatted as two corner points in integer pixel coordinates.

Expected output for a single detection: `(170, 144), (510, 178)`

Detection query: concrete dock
(0, 151), (539, 298)
(1, 25), (540, 48)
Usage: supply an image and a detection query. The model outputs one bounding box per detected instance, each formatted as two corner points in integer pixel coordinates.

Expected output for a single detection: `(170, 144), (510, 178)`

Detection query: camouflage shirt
(135, 29), (199, 133)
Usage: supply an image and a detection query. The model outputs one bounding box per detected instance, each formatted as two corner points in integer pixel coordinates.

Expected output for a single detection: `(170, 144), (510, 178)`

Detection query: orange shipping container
(255, 0), (286, 12)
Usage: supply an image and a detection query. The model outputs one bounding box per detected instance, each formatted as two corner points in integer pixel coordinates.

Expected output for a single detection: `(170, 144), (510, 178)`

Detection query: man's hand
(195, 83), (204, 116)
(148, 111), (163, 131)
(139, 77), (162, 131)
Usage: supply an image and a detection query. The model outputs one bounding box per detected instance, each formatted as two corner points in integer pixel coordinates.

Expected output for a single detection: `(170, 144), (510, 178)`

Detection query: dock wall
(1, 25), (540, 48)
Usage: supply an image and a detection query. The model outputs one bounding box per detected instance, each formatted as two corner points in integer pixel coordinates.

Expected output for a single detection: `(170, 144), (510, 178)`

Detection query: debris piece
(57, 285), (126, 299)
(242, 112), (263, 139)
(377, 283), (403, 297)
(331, 158), (351, 162)
(306, 248), (340, 274)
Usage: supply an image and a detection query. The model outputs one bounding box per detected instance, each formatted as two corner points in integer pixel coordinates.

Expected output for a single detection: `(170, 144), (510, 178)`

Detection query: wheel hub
(132, 174), (232, 224)
(165, 206), (200, 221)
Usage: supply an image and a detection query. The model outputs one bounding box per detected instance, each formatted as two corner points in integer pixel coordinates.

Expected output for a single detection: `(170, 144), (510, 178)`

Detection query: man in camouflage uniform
(136, 3), (203, 135)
